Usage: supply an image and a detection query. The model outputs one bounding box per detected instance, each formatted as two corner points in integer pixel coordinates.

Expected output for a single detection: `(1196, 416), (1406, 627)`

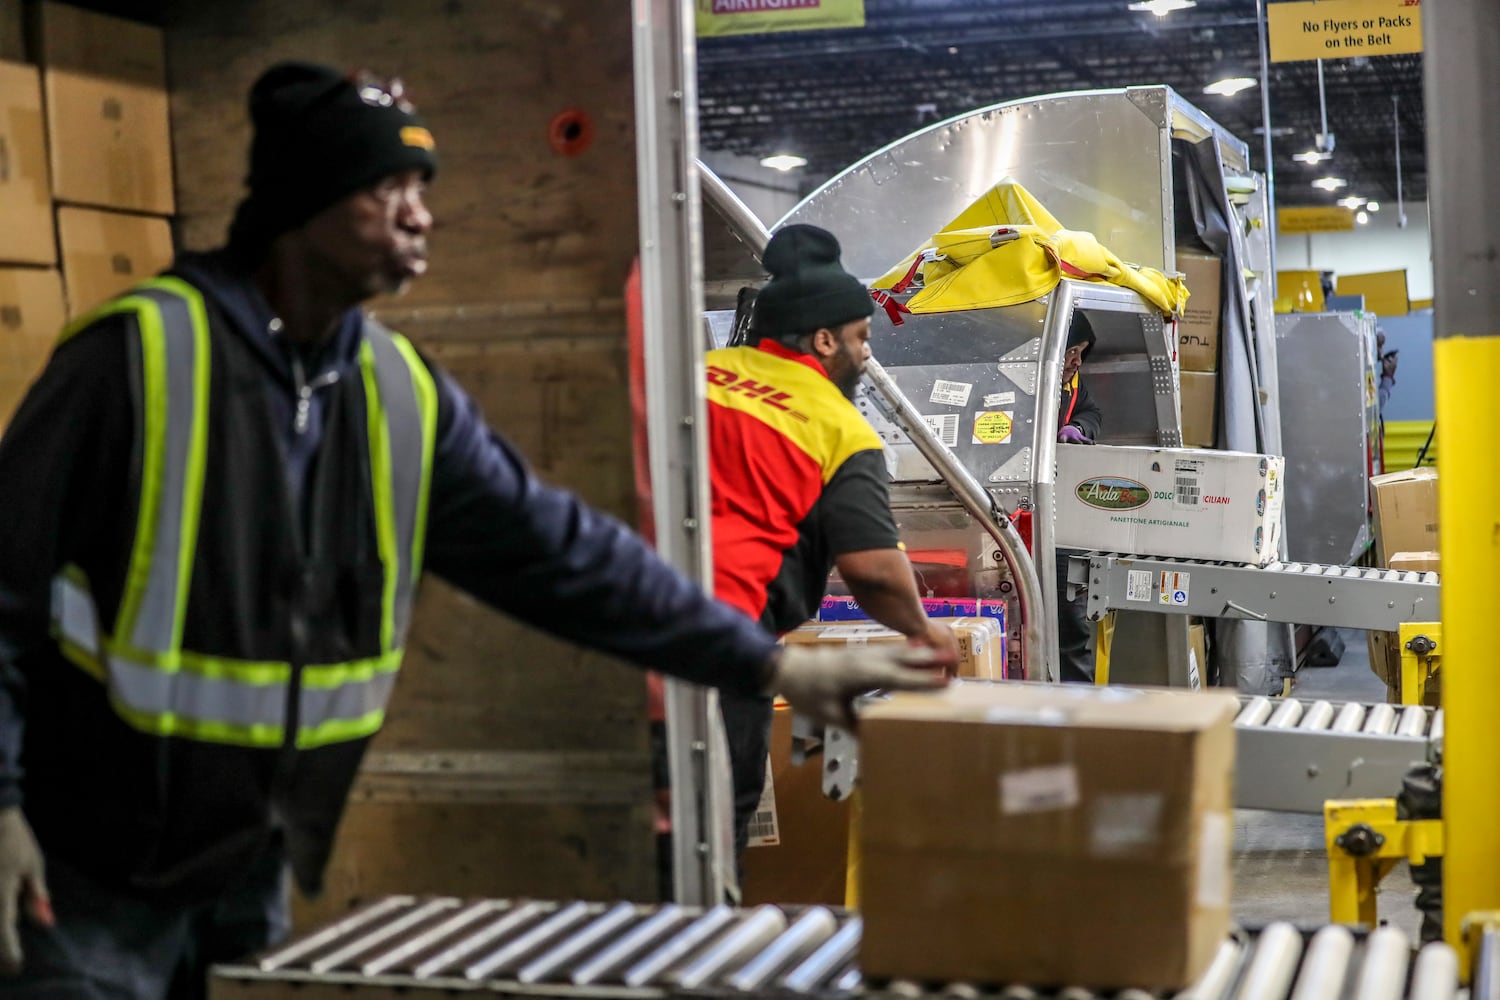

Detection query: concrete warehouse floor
(1230, 628), (1423, 937)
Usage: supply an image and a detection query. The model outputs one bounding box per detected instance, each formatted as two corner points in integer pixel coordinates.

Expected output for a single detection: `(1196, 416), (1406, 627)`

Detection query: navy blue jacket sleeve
(0, 319), (136, 808)
(421, 362), (778, 696)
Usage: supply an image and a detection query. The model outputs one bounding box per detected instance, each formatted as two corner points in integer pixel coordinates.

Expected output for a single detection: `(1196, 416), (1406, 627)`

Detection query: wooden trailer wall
(163, 0), (658, 923)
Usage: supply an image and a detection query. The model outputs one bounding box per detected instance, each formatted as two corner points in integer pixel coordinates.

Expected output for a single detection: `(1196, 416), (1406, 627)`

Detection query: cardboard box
(859, 683), (1237, 989)
(1055, 445), (1285, 566)
(1179, 371), (1217, 448)
(0, 267), (65, 423)
(1176, 251), (1222, 372)
(1189, 622), (1208, 689)
(1370, 468), (1439, 566)
(1388, 550), (1439, 574)
(32, 3), (174, 214)
(56, 206), (172, 317)
(741, 702), (849, 906)
(0, 62), (57, 265)
(783, 617), (1005, 680)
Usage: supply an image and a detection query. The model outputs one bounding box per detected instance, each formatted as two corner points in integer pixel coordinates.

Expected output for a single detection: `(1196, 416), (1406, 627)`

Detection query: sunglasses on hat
(347, 70), (414, 114)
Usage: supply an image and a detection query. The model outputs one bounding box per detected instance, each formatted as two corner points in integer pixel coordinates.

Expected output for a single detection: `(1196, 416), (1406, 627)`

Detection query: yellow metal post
(1396, 622), (1441, 706)
(844, 790), (861, 909)
(1426, 0), (1500, 971)
(1324, 798), (1445, 928)
(1092, 611), (1115, 686)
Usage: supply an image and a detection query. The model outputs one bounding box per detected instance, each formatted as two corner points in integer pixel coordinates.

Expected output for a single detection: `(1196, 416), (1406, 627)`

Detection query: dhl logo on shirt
(706, 366), (810, 423)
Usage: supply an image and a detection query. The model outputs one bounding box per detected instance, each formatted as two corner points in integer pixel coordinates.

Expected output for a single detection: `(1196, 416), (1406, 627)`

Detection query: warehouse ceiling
(696, 0), (1426, 212)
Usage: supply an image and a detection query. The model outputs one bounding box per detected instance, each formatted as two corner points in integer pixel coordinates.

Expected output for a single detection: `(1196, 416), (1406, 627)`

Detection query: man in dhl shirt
(706, 225), (958, 857)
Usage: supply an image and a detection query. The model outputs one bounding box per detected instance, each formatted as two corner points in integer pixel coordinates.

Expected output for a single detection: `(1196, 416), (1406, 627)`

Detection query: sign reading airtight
(972, 410), (1013, 444)
(696, 0), (866, 37)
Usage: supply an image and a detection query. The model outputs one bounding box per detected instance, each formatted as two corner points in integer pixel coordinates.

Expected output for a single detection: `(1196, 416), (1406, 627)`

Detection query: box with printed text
(1055, 445), (1284, 566)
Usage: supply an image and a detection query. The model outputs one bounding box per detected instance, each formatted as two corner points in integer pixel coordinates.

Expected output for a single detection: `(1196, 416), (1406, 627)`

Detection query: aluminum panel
(784, 88), (1176, 276)
(1275, 312), (1377, 565)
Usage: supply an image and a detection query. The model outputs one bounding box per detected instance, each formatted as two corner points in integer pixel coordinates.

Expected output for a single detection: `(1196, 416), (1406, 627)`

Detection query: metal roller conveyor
(212, 898), (1476, 999)
(820, 685), (1440, 815)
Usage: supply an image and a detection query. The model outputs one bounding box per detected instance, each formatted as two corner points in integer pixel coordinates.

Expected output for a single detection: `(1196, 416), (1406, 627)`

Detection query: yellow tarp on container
(872, 180), (1189, 318)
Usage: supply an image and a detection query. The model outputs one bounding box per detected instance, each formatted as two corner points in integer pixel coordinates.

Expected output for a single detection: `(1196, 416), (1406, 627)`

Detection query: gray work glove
(768, 643), (949, 731)
(0, 807), (51, 976)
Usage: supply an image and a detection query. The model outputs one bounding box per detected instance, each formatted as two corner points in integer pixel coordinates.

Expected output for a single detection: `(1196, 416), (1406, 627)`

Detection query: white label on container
(1090, 794), (1164, 856)
(922, 413), (960, 447)
(983, 391), (1016, 407)
(746, 754), (780, 847)
(1173, 458), (1205, 508)
(1000, 764), (1080, 815)
(1126, 570), (1154, 602)
(1196, 811), (1230, 907)
(1189, 648), (1202, 690)
(1159, 571), (1191, 606)
(929, 379), (973, 407)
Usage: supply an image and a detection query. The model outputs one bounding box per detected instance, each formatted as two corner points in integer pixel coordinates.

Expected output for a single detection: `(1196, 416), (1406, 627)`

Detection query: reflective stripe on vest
(51, 279), (437, 750)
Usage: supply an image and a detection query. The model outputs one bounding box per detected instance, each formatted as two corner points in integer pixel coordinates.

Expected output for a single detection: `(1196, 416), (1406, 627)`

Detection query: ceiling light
(1292, 149), (1333, 165)
(759, 153), (807, 171)
(947, 46), (959, 54)
(1356, 211), (1370, 224)
(1312, 176), (1347, 191)
(1336, 195), (1367, 209)
(1203, 76), (1257, 97)
(1127, 0), (1197, 14)
(1366, 201), (1381, 212)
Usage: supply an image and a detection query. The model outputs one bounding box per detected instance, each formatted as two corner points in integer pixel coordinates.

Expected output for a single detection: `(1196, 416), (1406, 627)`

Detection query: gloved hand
(766, 643), (949, 730)
(0, 807), (51, 976)
(1057, 425), (1089, 444)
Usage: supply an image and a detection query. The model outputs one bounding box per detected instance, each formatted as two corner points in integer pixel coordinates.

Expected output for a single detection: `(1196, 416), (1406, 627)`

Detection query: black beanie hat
(751, 225), (875, 337)
(1067, 310), (1096, 358)
(228, 62), (438, 254)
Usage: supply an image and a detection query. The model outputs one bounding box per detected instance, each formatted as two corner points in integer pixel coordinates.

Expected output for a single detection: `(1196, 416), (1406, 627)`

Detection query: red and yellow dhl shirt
(706, 340), (900, 634)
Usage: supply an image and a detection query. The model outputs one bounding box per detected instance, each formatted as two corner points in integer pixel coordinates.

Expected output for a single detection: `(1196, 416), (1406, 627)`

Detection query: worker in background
(1056, 312), (1102, 682)
(1377, 329), (1399, 414)
(0, 64), (944, 998)
(711, 224), (959, 859)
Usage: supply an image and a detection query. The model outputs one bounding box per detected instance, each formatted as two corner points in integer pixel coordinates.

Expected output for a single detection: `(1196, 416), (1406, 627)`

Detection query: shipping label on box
(1055, 445), (1285, 565)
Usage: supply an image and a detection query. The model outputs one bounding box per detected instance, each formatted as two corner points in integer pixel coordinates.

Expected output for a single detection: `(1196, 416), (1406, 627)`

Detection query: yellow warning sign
(1267, 0), (1422, 63)
(972, 411), (1013, 444)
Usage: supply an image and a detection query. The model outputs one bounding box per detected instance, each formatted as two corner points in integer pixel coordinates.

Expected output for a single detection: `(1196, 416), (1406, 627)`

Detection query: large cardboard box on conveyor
(858, 683), (1238, 990)
(782, 617), (1005, 680)
(1055, 444), (1284, 566)
(741, 701), (849, 906)
(1370, 467), (1439, 567)
(1367, 550), (1441, 705)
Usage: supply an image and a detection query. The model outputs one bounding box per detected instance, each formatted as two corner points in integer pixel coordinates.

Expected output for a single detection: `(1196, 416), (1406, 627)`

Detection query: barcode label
(1174, 476), (1201, 506)
(922, 413), (959, 447)
(747, 754), (780, 847)
(929, 379), (973, 407)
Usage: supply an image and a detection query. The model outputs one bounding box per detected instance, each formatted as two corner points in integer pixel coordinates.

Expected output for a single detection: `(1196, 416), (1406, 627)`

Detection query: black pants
(0, 847), (289, 999)
(1057, 549), (1094, 683)
(719, 689), (774, 864)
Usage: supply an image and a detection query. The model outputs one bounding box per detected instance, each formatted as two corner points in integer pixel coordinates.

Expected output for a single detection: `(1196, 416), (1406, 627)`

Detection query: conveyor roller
(212, 897), (1469, 998)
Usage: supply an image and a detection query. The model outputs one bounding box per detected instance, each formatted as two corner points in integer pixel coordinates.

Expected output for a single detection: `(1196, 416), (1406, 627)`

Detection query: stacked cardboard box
(783, 617), (1006, 680)
(859, 683), (1238, 990)
(32, 2), (176, 318)
(1175, 251), (1222, 448)
(741, 702), (850, 906)
(0, 5), (174, 424)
